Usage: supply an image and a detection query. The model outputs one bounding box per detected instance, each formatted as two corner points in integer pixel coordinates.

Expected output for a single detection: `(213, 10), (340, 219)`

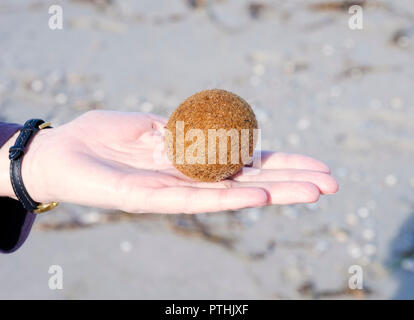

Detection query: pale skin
(0, 110), (338, 214)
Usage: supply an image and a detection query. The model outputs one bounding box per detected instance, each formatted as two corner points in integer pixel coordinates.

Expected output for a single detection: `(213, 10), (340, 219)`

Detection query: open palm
(27, 110), (338, 214)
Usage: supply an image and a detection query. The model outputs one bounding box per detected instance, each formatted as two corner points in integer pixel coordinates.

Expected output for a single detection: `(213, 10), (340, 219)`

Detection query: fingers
(124, 186), (269, 214)
(111, 170), (324, 213)
(188, 180), (320, 205)
(251, 181), (320, 204)
(112, 149), (337, 212)
(259, 151), (331, 173)
(233, 169), (339, 194)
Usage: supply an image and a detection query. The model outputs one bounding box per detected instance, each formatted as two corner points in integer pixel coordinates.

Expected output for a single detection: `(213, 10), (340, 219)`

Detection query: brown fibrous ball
(164, 89), (258, 182)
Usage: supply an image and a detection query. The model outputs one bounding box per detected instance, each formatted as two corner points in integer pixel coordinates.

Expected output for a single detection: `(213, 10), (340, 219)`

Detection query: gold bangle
(34, 202), (59, 214)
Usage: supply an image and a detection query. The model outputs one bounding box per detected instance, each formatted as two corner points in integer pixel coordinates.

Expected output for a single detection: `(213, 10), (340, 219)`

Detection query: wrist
(0, 127), (55, 203)
(21, 128), (56, 203)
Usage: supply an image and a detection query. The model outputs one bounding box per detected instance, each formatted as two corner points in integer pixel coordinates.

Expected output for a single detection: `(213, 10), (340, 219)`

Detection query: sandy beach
(0, 0), (413, 299)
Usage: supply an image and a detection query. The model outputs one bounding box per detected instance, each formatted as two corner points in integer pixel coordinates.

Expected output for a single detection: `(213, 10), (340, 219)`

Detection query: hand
(16, 110), (338, 214)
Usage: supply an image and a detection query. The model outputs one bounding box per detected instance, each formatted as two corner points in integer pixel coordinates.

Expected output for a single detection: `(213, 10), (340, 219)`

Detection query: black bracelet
(9, 119), (58, 214)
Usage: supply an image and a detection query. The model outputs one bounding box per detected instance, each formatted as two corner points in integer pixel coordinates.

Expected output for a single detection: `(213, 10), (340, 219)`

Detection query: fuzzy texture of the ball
(165, 89), (258, 182)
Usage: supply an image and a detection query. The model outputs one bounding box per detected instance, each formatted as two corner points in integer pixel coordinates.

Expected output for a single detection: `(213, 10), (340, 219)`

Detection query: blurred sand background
(0, 0), (413, 299)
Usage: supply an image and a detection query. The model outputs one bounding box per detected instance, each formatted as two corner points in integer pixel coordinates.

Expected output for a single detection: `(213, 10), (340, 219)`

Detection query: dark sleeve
(0, 122), (36, 254)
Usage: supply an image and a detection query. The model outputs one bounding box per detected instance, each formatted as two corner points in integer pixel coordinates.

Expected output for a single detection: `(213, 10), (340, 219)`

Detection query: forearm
(0, 123), (39, 254)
